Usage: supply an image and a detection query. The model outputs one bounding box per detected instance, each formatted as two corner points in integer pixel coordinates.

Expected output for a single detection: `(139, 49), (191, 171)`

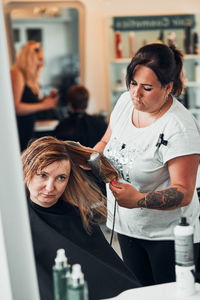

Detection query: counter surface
(101, 282), (200, 300)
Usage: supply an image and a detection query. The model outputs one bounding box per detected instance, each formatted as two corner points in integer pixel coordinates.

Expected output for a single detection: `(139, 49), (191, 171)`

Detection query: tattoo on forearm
(137, 188), (183, 209)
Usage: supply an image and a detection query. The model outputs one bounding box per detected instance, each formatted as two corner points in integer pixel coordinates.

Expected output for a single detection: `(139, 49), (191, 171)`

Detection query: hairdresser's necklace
(136, 97), (169, 128)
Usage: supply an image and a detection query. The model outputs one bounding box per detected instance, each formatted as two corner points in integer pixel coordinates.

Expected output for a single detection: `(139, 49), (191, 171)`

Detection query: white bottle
(174, 217), (195, 296)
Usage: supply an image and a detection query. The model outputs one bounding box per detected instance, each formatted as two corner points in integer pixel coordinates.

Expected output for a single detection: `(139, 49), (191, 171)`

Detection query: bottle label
(175, 235), (194, 266)
(175, 265), (195, 296)
(67, 285), (88, 300)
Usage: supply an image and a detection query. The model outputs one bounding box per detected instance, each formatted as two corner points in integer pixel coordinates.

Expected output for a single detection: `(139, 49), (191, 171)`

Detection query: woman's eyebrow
(58, 173), (68, 176)
(142, 83), (153, 87)
(37, 170), (48, 174)
(132, 79), (153, 87)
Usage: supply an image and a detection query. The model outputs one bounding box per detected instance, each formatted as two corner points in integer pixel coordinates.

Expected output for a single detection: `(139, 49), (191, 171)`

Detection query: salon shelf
(184, 54), (200, 60)
(189, 108), (200, 125)
(107, 16), (200, 111)
(189, 108), (200, 114)
(110, 55), (200, 63)
(111, 86), (127, 92)
(186, 81), (200, 87)
(110, 58), (131, 64)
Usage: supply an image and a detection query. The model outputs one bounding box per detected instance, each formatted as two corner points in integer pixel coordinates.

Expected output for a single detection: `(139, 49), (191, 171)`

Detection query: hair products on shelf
(184, 23), (192, 54)
(157, 30), (164, 44)
(115, 31), (122, 59)
(128, 32), (135, 58)
(167, 32), (176, 48)
(121, 68), (127, 90)
(194, 61), (200, 82)
(193, 32), (199, 55)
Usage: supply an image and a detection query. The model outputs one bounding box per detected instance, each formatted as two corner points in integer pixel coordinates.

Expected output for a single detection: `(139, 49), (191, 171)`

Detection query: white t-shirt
(105, 91), (200, 242)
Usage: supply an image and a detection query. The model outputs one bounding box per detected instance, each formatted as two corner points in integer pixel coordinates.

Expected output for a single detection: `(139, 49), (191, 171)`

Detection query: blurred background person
(10, 40), (58, 151)
(54, 84), (108, 195)
(54, 84), (107, 148)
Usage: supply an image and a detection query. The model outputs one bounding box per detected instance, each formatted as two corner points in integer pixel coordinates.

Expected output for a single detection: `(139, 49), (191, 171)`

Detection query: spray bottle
(67, 264), (88, 300)
(174, 217), (195, 296)
(52, 248), (70, 300)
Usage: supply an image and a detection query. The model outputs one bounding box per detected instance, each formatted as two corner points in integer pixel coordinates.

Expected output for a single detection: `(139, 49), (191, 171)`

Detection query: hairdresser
(22, 136), (140, 300)
(10, 41), (58, 151)
(94, 43), (200, 286)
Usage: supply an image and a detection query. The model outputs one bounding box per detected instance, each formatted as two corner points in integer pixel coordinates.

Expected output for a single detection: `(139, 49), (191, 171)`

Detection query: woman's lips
(41, 193), (55, 197)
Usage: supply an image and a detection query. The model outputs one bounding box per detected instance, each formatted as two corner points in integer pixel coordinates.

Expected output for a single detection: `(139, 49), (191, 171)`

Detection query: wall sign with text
(113, 15), (195, 31)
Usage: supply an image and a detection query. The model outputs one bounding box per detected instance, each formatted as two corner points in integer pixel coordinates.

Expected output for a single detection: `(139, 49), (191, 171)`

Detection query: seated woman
(22, 136), (140, 300)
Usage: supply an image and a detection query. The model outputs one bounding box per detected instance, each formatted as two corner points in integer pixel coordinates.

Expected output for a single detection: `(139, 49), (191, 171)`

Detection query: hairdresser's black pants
(118, 233), (200, 286)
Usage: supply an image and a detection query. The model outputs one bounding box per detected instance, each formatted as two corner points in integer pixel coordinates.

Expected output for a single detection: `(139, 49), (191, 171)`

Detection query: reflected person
(11, 41), (58, 151)
(54, 84), (107, 147)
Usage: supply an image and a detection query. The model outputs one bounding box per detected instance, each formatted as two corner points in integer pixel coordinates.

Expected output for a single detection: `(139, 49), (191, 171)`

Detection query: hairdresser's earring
(165, 94), (169, 102)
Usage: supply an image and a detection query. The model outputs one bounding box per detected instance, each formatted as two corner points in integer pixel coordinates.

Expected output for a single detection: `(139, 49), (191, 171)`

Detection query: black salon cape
(27, 199), (140, 300)
(54, 112), (107, 148)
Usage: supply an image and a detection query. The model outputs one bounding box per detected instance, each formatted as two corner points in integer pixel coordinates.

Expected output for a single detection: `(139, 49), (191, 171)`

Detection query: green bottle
(67, 264), (88, 300)
(53, 249), (70, 300)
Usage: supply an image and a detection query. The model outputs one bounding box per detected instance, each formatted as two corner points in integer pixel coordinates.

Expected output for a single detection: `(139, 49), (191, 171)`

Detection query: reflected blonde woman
(10, 41), (58, 151)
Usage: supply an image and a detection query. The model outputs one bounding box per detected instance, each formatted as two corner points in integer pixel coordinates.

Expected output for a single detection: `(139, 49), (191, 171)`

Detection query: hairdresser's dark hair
(66, 84), (89, 110)
(126, 43), (184, 97)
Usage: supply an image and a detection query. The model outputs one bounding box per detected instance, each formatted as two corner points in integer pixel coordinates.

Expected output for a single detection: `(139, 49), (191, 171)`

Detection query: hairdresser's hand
(42, 93), (59, 109)
(48, 89), (58, 98)
(109, 181), (142, 208)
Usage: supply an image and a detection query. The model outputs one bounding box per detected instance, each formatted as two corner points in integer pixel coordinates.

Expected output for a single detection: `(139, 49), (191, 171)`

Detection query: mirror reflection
(11, 6), (79, 109)
(4, 2), (85, 151)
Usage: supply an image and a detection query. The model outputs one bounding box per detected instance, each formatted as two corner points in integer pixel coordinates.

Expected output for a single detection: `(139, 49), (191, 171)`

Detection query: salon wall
(3, 0), (200, 114)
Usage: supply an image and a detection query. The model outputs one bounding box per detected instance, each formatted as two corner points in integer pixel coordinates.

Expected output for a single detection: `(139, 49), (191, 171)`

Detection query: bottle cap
(55, 248), (67, 268)
(179, 217), (189, 226)
(71, 264), (84, 280)
(69, 264), (85, 286)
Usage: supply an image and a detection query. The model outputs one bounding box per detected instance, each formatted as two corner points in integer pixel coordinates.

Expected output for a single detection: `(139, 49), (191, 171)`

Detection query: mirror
(4, 1), (85, 115)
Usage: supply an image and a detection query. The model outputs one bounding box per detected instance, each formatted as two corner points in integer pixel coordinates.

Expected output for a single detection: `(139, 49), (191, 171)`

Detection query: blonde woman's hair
(14, 40), (43, 94)
(22, 136), (119, 233)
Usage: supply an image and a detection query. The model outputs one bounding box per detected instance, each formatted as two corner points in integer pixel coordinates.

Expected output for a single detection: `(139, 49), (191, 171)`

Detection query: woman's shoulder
(117, 91), (131, 104)
(170, 98), (196, 121)
(10, 67), (24, 83)
(110, 91), (132, 127)
(11, 66), (22, 75)
(112, 91), (131, 113)
(164, 97), (200, 134)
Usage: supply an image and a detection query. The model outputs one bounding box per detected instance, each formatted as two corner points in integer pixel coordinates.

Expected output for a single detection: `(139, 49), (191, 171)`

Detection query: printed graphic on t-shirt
(105, 136), (137, 183)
